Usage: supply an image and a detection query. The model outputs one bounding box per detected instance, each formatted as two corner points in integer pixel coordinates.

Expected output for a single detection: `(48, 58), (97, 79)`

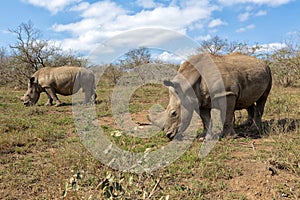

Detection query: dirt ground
(97, 110), (300, 199)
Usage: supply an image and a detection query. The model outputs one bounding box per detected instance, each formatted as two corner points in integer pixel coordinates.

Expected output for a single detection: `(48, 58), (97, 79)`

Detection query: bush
(268, 48), (300, 87)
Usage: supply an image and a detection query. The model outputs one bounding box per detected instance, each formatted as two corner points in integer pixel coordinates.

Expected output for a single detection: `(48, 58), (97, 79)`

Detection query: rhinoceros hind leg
(241, 105), (255, 126)
(219, 95), (238, 138)
(253, 80), (272, 132)
(251, 104), (263, 132)
(83, 90), (94, 104)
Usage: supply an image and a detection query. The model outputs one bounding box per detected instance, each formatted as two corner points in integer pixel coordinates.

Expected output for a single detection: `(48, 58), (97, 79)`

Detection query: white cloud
(258, 42), (287, 53)
(287, 31), (299, 36)
(236, 24), (255, 32)
(195, 34), (212, 41)
(80, 1), (127, 18)
(208, 19), (227, 28)
(52, 0), (217, 53)
(136, 0), (157, 9)
(238, 9), (267, 21)
(218, 0), (293, 7)
(153, 51), (184, 64)
(262, 43), (286, 49)
(255, 10), (267, 16)
(0, 29), (10, 34)
(22, 0), (81, 14)
(87, 28), (200, 64)
(69, 2), (89, 11)
(53, 1), (128, 37)
(238, 12), (250, 21)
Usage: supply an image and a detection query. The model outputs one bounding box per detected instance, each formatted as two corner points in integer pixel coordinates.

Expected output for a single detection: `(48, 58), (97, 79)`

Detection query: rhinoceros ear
(29, 77), (35, 85)
(29, 77), (35, 84)
(163, 80), (175, 88)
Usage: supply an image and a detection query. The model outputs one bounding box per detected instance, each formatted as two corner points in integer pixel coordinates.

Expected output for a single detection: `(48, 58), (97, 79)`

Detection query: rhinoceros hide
(22, 66), (96, 106)
(150, 53), (272, 139)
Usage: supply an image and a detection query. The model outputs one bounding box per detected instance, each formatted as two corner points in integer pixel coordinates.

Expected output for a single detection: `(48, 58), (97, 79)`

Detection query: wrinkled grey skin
(150, 53), (272, 139)
(21, 66), (96, 106)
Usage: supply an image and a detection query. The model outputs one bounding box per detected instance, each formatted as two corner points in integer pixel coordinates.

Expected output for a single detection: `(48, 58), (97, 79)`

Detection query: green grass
(0, 84), (299, 199)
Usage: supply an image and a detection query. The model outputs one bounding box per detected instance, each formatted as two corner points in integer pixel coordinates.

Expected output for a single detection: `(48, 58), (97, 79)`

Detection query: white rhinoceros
(22, 66), (96, 106)
(150, 53), (272, 139)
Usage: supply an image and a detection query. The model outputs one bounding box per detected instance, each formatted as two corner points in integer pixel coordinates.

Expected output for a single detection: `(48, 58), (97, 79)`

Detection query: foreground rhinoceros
(150, 53), (272, 139)
(22, 66), (96, 106)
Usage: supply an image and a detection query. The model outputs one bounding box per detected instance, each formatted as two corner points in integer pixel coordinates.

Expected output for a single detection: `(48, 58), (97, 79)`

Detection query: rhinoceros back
(33, 66), (94, 96)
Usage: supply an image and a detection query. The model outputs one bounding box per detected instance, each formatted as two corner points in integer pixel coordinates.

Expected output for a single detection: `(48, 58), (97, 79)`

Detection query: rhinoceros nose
(166, 132), (174, 140)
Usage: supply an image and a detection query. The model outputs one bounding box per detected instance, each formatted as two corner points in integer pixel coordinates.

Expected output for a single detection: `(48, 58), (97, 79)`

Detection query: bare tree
(198, 36), (262, 56)
(0, 47), (10, 85)
(9, 21), (59, 73)
(268, 41), (300, 87)
(119, 47), (151, 69)
(198, 36), (228, 55)
(49, 49), (88, 67)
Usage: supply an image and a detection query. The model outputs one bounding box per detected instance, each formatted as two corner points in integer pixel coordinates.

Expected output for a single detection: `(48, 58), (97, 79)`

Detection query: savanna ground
(0, 81), (299, 200)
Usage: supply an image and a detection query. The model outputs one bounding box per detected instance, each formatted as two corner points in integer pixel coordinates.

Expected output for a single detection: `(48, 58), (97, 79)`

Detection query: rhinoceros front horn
(147, 104), (166, 129)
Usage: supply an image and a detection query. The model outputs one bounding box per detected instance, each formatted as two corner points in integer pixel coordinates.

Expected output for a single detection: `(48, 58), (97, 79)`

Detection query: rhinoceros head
(22, 77), (40, 106)
(162, 81), (182, 139)
(150, 79), (197, 140)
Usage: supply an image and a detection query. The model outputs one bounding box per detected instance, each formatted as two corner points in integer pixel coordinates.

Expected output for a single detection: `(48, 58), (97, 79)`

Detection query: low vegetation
(0, 82), (299, 199)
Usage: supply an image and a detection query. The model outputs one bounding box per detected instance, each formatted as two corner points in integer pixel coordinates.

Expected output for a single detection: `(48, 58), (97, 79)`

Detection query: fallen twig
(251, 141), (256, 151)
(147, 178), (161, 199)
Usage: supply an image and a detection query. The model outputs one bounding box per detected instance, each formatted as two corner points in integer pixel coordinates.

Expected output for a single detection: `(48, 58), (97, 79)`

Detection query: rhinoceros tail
(265, 65), (272, 96)
(91, 72), (97, 101)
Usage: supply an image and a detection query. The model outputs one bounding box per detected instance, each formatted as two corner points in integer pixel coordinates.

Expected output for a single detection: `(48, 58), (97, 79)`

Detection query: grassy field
(0, 83), (299, 199)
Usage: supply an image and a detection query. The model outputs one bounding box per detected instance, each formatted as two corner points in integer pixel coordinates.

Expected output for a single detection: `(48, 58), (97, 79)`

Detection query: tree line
(0, 21), (87, 87)
(0, 21), (299, 88)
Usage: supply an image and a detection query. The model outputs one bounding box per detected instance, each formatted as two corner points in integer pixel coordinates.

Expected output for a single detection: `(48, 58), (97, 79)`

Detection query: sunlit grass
(0, 84), (299, 199)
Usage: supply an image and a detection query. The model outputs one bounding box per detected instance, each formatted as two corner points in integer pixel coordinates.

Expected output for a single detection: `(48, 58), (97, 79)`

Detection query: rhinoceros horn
(147, 104), (166, 129)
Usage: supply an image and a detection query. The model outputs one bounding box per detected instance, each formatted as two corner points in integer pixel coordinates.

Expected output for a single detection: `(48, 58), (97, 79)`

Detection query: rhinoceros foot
(222, 126), (238, 138)
(55, 102), (62, 107)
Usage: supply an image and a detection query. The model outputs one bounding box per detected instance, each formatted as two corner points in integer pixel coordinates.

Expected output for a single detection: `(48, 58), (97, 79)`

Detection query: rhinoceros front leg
(199, 107), (211, 137)
(44, 87), (62, 106)
(45, 93), (54, 106)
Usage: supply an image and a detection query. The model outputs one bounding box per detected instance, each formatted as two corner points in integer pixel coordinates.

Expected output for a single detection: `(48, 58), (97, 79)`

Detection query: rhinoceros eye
(170, 110), (177, 117)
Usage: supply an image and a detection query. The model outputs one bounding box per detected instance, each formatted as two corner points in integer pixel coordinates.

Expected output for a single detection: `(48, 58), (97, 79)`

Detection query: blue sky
(0, 0), (299, 62)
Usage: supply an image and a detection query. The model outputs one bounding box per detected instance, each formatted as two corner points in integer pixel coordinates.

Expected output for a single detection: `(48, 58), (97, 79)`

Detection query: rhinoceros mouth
(23, 100), (32, 106)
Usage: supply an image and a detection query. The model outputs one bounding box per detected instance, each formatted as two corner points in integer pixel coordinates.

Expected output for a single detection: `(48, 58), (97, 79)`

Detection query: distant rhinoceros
(149, 53), (272, 139)
(22, 66), (96, 106)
